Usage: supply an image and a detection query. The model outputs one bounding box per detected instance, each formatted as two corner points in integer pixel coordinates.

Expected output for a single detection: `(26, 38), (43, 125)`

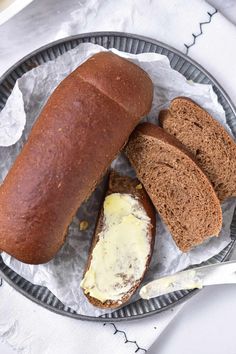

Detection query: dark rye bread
(81, 170), (156, 309)
(0, 52), (153, 264)
(160, 97), (236, 202)
(125, 123), (222, 252)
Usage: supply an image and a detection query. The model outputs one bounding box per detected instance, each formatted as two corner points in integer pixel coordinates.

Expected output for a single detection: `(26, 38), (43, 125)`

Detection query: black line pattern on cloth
(184, 8), (218, 55)
(103, 323), (147, 353)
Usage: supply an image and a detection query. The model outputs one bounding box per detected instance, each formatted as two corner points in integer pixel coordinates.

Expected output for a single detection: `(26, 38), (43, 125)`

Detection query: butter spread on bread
(81, 170), (156, 309)
(81, 193), (151, 302)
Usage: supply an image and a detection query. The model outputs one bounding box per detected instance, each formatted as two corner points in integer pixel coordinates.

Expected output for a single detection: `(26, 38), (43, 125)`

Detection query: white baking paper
(0, 81), (25, 147)
(1, 43), (235, 317)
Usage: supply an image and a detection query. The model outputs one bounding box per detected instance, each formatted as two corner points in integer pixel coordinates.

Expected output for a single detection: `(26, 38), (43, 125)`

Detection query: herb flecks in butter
(80, 193), (151, 303)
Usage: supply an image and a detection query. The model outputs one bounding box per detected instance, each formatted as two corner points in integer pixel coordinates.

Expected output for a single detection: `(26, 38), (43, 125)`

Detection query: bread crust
(82, 170), (156, 309)
(0, 52), (153, 264)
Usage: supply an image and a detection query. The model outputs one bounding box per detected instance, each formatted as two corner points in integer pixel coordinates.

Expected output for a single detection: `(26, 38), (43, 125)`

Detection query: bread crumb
(136, 183), (143, 190)
(79, 220), (89, 231)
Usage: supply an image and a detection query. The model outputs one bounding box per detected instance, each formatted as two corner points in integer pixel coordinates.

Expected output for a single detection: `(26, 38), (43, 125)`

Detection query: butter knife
(140, 261), (236, 300)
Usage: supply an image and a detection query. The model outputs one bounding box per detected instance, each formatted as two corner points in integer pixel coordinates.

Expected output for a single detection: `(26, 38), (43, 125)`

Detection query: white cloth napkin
(0, 281), (184, 354)
(0, 0), (236, 353)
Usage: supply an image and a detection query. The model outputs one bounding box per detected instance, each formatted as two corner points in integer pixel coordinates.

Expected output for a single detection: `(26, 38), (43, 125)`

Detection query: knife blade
(140, 261), (236, 300)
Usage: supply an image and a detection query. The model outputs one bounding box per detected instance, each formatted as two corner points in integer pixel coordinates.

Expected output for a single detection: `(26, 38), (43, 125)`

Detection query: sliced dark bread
(159, 97), (236, 202)
(125, 123), (222, 252)
(80, 170), (156, 309)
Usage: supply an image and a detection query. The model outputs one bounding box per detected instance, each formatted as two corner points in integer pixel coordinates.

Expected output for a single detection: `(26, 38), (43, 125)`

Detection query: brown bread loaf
(125, 123), (222, 252)
(81, 170), (156, 309)
(159, 97), (236, 202)
(0, 52), (153, 264)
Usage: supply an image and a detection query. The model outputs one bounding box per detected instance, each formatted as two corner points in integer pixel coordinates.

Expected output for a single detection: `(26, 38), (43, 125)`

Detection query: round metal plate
(0, 32), (236, 322)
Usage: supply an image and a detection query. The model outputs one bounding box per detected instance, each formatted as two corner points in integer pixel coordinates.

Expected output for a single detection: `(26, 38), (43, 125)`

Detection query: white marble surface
(0, 0), (236, 353)
(207, 0), (236, 24)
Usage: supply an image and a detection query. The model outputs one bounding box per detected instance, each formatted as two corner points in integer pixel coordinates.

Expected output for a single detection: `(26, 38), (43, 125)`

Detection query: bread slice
(125, 123), (222, 252)
(80, 170), (156, 309)
(159, 97), (236, 202)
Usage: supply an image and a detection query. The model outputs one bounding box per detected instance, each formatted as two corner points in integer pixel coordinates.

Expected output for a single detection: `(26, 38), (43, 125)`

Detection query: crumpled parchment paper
(1, 43), (235, 317)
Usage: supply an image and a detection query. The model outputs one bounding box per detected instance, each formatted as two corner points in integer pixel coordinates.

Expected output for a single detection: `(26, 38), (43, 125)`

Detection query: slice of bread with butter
(80, 170), (156, 309)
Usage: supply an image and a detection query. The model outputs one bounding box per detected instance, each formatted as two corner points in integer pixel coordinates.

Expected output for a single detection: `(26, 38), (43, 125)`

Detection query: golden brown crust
(0, 52), (153, 264)
(83, 170), (156, 309)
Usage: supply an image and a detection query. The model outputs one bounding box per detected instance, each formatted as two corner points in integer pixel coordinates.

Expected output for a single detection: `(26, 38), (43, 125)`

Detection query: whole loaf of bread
(0, 52), (153, 264)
